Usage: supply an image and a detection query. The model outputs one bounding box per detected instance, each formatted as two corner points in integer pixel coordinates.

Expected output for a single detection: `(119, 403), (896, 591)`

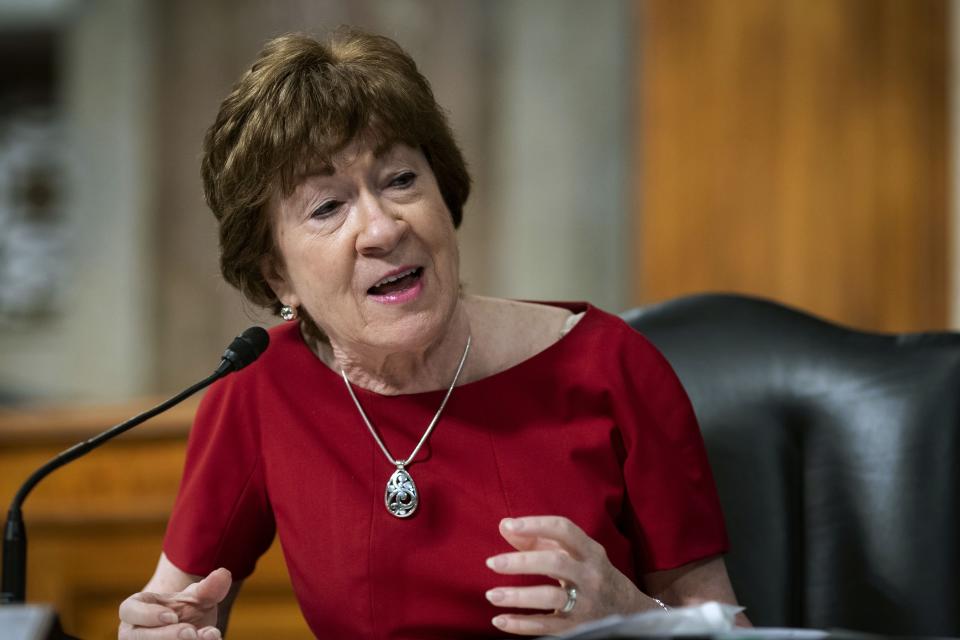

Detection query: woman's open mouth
(367, 266), (424, 304)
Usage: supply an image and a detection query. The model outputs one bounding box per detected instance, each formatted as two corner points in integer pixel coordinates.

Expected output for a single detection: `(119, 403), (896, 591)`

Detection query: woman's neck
(315, 302), (473, 396)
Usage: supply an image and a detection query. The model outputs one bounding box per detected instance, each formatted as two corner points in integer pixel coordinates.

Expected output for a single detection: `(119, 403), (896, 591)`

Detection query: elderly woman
(118, 29), (743, 640)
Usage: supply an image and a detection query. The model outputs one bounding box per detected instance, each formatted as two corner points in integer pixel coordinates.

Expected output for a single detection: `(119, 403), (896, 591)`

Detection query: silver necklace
(340, 335), (471, 518)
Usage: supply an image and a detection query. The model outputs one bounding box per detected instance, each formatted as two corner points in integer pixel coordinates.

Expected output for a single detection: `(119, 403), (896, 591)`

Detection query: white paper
(544, 601), (814, 639)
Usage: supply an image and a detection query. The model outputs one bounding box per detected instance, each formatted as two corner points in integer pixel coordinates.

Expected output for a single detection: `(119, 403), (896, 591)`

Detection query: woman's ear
(260, 254), (298, 308)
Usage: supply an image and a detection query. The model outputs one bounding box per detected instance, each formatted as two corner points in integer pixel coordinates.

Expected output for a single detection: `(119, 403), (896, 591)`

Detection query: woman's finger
(486, 549), (579, 581)
(196, 625), (223, 640)
(491, 613), (566, 637)
(119, 594), (179, 627)
(119, 621), (201, 640)
(485, 584), (568, 611)
(129, 570), (229, 630)
(499, 516), (601, 559)
(497, 525), (563, 553)
(177, 568), (232, 606)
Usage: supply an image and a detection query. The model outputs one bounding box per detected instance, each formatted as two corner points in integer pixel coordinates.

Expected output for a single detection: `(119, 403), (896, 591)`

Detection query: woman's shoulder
(468, 296), (575, 327)
(461, 297), (637, 382)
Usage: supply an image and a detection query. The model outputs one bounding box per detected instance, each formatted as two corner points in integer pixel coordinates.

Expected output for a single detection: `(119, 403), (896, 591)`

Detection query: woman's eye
(311, 200), (341, 219)
(388, 171), (416, 189)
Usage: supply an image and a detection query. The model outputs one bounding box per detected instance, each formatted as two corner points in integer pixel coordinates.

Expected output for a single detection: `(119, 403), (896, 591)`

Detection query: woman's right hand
(118, 567), (232, 640)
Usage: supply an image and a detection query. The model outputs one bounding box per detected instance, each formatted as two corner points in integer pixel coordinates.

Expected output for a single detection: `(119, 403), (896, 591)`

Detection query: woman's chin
(356, 300), (459, 351)
(362, 318), (444, 350)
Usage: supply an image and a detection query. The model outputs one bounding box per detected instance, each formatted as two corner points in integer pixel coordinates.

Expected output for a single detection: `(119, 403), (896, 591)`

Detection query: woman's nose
(355, 194), (405, 255)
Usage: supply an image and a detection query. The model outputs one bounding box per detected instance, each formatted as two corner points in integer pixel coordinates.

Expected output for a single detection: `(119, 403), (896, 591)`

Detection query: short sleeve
(163, 373), (276, 580)
(611, 323), (729, 574)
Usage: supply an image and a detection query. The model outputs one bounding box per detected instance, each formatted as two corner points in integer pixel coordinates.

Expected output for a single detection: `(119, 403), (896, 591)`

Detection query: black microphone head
(219, 326), (270, 373)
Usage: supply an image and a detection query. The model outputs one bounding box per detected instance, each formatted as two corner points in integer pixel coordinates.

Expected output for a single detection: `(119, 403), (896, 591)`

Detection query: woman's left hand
(485, 516), (657, 636)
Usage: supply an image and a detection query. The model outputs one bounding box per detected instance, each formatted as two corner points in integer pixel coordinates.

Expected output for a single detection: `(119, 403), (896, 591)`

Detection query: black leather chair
(622, 293), (960, 636)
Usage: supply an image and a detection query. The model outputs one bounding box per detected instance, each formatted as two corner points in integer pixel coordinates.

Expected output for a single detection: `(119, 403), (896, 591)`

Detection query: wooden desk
(0, 400), (312, 639)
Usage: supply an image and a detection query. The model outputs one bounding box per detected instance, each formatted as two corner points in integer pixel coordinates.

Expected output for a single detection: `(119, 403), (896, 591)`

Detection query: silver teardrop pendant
(385, 467), (418, 518)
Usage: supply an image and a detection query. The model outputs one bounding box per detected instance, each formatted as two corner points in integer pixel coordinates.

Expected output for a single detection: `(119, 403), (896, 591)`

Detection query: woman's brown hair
(201, 28), (471, 321)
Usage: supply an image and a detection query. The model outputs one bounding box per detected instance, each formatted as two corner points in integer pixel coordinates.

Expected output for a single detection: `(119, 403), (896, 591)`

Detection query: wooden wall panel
(0, 401), (312, 639)
(635, 0), (949, 332)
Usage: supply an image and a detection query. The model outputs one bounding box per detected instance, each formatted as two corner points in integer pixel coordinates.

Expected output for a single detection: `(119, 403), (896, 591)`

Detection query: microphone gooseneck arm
(1, 326), (269, 605)
(1, 370), (222, 605)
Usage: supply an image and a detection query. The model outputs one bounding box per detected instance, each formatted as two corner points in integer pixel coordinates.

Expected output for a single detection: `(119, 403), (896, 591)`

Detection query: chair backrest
(622, 293), (960, 635)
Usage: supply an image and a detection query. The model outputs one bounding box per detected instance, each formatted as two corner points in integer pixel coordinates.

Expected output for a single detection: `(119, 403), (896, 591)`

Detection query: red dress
(163, 303), (728, 639)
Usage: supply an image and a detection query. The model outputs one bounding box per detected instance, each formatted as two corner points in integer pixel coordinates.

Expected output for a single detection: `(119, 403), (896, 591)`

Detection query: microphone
(217, 326), (271, 375)
(1, 326), (270, 605)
